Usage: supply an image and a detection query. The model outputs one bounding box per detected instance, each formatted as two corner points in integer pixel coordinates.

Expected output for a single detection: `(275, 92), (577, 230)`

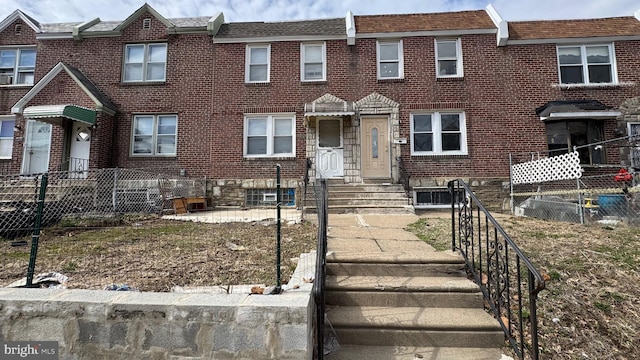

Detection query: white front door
(316, 118), (343, 178)
(68, 123), (91, 178)
(22, 120), (52, 175)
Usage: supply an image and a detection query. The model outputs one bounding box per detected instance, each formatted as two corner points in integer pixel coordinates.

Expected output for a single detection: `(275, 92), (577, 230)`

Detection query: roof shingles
(354, 10), (495, 33)
(509, 17), (640, 40)
(215, 18), (345, 39)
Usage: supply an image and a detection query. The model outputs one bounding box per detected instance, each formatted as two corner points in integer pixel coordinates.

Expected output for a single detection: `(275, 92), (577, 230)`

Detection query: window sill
(377, 78), (404, 83)
(244, 156), (296, 161)
(301, 80), (327, 85)
(129, 155), (177, 158)
(121, 81), (167, 86)
(436, 76), (465, 82)
(0, 84), (33, 88)
(245, 82), (271, 87)
(553, 82), (635, 90)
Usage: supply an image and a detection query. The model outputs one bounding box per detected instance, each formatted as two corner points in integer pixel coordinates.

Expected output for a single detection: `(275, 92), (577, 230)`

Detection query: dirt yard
(0, 215), (317, 292)
(408, 214), (640, 360)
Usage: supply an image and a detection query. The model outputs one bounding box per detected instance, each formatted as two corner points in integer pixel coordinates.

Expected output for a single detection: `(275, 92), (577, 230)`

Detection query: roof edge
(113, 3), (175, 33)
(0, 9), (41, 34)
(485, 4), (508, 46)
(73, 17), (101, 40)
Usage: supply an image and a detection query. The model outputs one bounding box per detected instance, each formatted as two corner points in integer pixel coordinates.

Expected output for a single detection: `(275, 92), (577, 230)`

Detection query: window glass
(132, 115), (177, 156)
(249, 65), (267, 82)
(248, 118), (267, 136)
(412, 112), (466, 155)
(414, 133), (433, 152)
(318, 119), (341, 148)
(560, 66), (584, 84)
(558, 47), (581, 64)
(380, 63), (399, 78)
(126, 45), (144, 63)
(250, 47), (268, 64)
(413, 115), (432, 132)
(372, 127), (379, 159)
(379, 43), (398, 61)
(18, 49), (36, 67)
(0, 120), (14, 137)
(437, 41), (457, 58)
(441, 114), (460, 131)
(586, 46), (609, 64)
(148, 44), (166, 62)
(305, 45), (322, 63)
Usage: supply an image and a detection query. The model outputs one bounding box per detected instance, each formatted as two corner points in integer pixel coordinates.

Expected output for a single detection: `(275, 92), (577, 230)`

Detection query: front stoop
(325, 252), (504, 360)
(304, 183), (412, 214)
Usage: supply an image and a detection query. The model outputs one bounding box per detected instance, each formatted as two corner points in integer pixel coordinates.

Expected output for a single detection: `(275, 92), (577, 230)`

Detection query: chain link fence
(1, 166), (313, 292)
(510, 138), (640, 226)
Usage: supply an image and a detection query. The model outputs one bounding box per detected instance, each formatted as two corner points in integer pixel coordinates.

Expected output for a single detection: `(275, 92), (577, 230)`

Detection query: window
(377, 40), (403, 79)
(301, 43), (326, 81)
(546, 119), (604, 164)
(246, 188), (296, 206)
(0, 118), (15, 159)
(435, 38), (463, 77)
(414, 187), (465, 209)
(123, 43), (167, 82)
(557, 44), (616, 84)
(411, 112), (467, 155)
(244, 114), (295, 157)
(0, 47), (36, 85)
(245, 44), (270, 83)
(131, 114), (177, 156)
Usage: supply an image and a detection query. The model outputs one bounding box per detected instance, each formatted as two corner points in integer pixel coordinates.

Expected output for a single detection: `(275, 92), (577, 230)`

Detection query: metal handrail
(312, 179), (328, 360)
(448, 179), (546, 360)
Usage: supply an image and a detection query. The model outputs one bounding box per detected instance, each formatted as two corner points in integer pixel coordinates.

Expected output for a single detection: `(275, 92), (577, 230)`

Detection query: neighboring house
(1, 4), (639, 208)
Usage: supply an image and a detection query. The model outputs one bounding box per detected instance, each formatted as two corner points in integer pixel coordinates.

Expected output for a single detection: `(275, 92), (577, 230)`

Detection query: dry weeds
(0, 215), (317, 292)
(408, 214), (640, 360)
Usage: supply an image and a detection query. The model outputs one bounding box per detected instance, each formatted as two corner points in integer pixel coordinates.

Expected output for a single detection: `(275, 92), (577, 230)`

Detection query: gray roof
(216, 18), (345, 39)
(38, 17), (212, 34)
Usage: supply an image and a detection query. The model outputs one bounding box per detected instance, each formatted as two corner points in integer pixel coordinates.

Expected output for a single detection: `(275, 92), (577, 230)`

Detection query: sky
(0, 0), (638, 24)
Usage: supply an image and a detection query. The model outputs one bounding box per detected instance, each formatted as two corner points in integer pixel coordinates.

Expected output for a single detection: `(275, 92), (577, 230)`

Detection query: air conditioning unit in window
(0, 75), (13, 85)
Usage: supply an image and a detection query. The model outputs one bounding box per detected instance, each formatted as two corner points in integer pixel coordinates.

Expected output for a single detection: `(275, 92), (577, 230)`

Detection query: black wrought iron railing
(312, 179), (328, 360)
(397, 156), (411, 204)
(448, 179), (546, 360)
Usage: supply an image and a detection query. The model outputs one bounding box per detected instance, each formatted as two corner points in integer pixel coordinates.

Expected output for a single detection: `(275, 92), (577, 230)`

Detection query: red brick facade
(1, 5), (639, 193)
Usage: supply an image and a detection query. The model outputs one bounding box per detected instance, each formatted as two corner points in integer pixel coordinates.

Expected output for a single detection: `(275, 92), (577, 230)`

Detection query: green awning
(22, 104), (97, 125)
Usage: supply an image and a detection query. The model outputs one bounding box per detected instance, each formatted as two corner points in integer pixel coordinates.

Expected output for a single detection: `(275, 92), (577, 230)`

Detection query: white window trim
(556, 43), (618, 85)
(410, 111), (468, 156)
(0, 46), (36, 86)
(300, 42), (326, 82)
(245, 44), (271, 83)
(243, 113), (296, 158)
(628, 122), (640, 136)
(376, 39), (404, 80)
(0, 116), (15, 159)
(435, 38), (463, 78)
(130, 114), (177, 157)
(122, 43), (167, 83)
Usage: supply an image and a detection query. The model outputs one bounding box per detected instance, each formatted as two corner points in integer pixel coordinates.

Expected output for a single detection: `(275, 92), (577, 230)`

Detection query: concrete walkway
(327, 213), (437, 254)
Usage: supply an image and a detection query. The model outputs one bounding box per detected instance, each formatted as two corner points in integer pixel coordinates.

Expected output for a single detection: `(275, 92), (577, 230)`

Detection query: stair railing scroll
(448, 179), (546, 360)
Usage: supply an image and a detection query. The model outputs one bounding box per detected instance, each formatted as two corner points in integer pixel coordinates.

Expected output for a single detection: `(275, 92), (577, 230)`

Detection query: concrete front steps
(304, 180), (413, 214)
(325, 251), (505, 360)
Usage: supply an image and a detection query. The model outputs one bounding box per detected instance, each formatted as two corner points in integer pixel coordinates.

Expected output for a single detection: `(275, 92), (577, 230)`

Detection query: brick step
(326, 289), (484, 308)
(327, 251), (465, 265)
(305, 204), (414, 214)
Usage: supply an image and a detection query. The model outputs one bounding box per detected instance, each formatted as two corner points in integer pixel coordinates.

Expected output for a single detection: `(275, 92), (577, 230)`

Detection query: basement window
(246, 188), (295, 207)
(413, 187), (465, 209)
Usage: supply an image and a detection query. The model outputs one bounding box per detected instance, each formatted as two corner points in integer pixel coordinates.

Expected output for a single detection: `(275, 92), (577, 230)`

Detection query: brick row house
(1, 4), (639, 208)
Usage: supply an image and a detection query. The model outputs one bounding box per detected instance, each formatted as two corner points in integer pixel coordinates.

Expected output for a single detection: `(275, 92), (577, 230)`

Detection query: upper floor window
(301, 42), (326, 82)
(0, 47), (36, 85)
(557, 44), (616, 85)
(123, 43), (167, 83)
(435, 38), (463, 78)
(411, 112), (467, 156)
(0, 118), (15, 159)
(377, 40), (403, 80)
(244, 114), (295, 158)
(131, 114), (177, 156)
(246, 44), (270, 83)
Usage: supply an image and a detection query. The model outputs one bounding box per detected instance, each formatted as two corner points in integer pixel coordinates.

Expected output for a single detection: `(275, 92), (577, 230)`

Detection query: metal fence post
(26, 174), (48, 287)
(275, 164), (282, 294)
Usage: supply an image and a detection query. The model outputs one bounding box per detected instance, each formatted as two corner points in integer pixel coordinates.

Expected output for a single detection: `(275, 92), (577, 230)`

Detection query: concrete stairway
(304, 180), (413, 214)
(324, 251), (505, 359)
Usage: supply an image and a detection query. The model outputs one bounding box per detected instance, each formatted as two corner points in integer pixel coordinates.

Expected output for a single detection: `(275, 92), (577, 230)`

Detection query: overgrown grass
(407, 214), (640, 359)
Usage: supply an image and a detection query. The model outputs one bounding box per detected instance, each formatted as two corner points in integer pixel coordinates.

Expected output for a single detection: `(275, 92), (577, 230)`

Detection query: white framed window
(411, 112), (467, 155)
(557, 44), (616, 85)
(245, 44), (271, 83)
(123, 43), (167, 82)
(244, 114), (295, 157)
(435, 38), (463, 78)
(413, 187), (466, 209)
(377, 40), (403, 80)
(131, 114), (177, 156)
(301, 42), (326, 81)
(0, 47), (36, 85)
(0, 118), (15, 159)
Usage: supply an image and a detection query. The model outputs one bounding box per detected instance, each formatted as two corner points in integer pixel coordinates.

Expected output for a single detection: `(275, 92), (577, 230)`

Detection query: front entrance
(68, 123), (91, 178)
(21, 119), (52, 175)
(361, 117), (390, 178)
(316, 118), (344, 178)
